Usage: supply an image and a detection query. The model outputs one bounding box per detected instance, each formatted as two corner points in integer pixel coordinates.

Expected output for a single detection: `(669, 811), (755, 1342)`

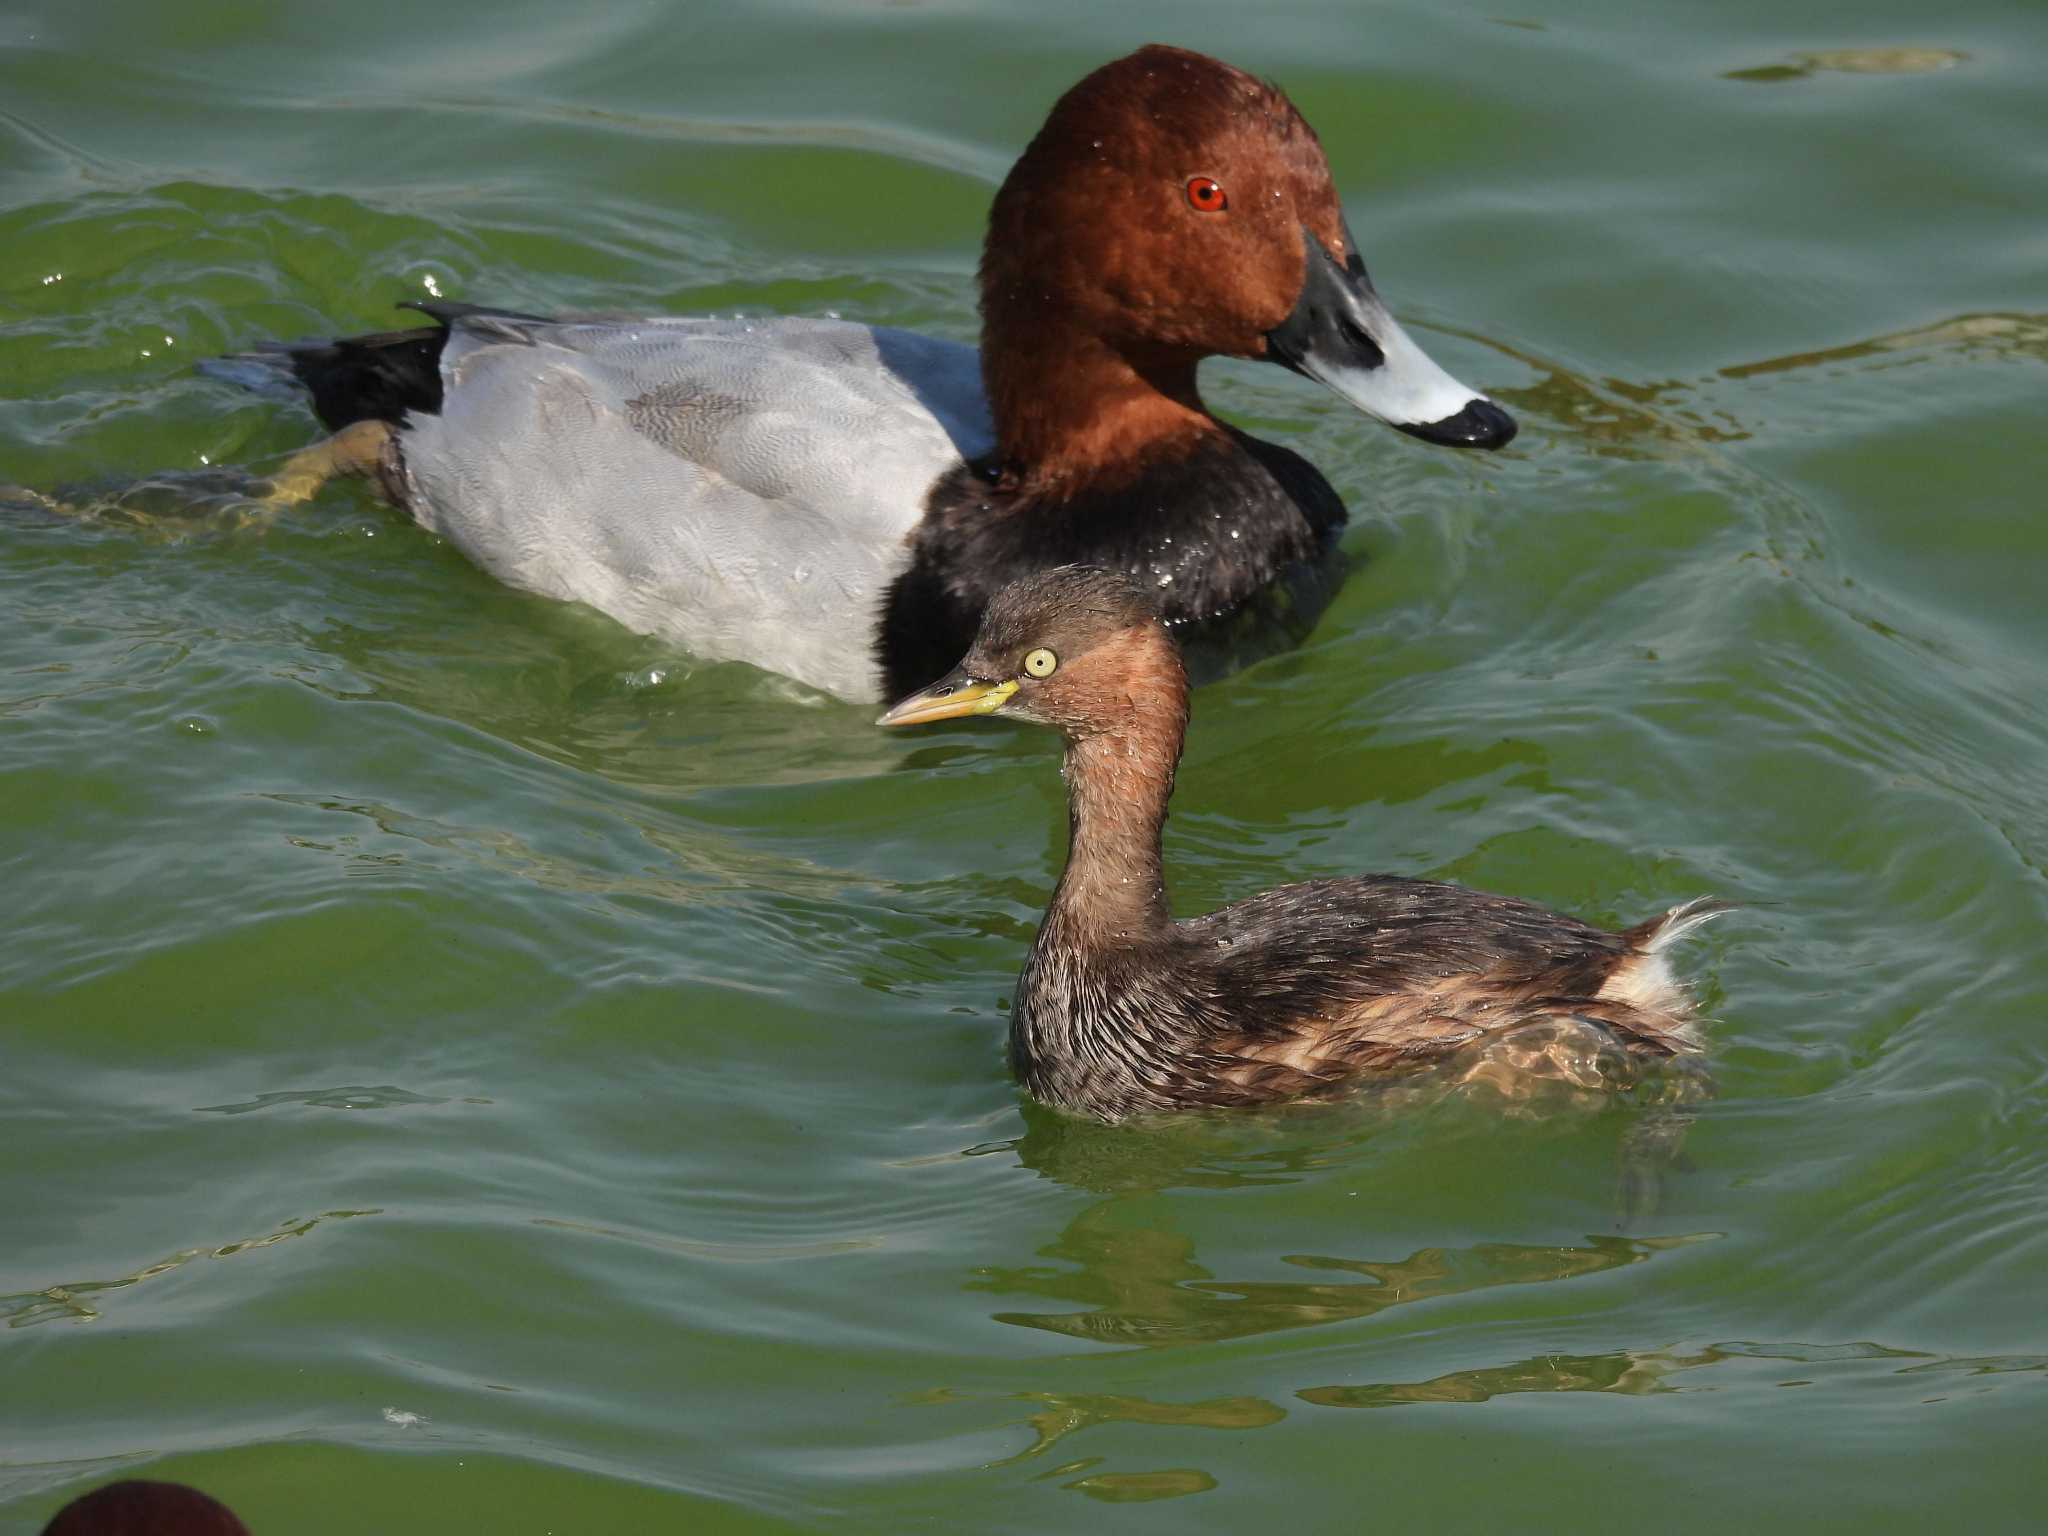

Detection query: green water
(5, 0), (2046, 1528)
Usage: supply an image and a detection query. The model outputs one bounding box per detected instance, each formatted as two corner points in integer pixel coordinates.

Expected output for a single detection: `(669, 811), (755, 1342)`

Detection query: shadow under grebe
(969, 1195), (1715, 1351)
(959, 1040), (1725, 1355)
(1001, 1029), (1714, 1224)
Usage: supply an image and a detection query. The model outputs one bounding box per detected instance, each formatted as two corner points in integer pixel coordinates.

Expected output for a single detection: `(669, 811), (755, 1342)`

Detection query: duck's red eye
(1185, 177), (1227, 213)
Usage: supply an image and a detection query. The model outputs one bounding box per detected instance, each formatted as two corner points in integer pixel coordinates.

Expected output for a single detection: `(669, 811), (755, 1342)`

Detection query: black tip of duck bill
(879, 670), (1017, 728)
(1396, 396), (1518, 450)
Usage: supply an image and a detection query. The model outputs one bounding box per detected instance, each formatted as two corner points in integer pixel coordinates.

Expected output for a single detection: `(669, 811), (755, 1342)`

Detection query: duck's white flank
(396, 315), (994, 701)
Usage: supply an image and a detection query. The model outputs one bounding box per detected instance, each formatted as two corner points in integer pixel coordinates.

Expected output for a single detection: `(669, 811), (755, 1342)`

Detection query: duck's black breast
(876, 430), (1348, 697)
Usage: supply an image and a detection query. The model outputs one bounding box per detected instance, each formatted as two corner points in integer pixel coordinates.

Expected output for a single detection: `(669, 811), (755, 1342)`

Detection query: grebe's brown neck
(1042, 633), (1190, 944)
(978, 315), (1225, 496)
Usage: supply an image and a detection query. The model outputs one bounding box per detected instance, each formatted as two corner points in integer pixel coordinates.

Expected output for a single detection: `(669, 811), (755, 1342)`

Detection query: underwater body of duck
(210, 44), (1515, 701)
(883, 568), (1722, 1123)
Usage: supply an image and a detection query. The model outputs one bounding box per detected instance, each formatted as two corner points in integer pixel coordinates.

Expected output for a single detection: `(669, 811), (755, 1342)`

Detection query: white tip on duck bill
(1310, 298), (1517, 449)
(1264, 219), (1517, 450)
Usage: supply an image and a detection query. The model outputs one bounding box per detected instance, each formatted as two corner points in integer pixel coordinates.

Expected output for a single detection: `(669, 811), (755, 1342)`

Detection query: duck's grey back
(395, 314), (993, 700)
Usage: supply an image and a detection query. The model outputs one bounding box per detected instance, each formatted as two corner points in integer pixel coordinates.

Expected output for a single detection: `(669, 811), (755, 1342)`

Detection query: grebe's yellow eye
(1023, 647), (1058, 679)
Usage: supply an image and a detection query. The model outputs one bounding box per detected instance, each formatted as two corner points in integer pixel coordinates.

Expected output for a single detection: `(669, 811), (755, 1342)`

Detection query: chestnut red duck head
(978, 43), (1515, 487)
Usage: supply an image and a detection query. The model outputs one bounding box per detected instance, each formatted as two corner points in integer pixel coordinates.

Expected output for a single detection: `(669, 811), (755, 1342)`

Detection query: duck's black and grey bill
(878, 670), (1018, 727)
(1264, 217), (1516, 450)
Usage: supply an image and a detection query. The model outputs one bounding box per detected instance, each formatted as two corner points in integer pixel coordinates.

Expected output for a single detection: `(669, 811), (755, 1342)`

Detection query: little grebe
(881, 567), (1723, 1122)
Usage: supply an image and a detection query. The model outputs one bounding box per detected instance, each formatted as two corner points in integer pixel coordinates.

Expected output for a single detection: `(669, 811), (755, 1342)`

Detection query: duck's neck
(980, 318), (1223, 495)
(1043, 667), (1189, 948)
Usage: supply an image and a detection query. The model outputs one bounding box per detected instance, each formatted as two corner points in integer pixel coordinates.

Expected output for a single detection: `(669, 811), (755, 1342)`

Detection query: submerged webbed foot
(4, 469), (276, 532)
(257, 418), (394, 507)
(5, 419), (396, 532)
(1613, 1056), (1716, 1229)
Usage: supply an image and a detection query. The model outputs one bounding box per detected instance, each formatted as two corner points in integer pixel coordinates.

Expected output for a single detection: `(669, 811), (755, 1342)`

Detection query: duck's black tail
(200, 301), (548, 433)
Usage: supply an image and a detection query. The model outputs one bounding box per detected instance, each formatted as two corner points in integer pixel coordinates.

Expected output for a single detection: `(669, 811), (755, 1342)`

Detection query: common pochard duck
(881, 567), (1722, 1123)
(218, 45), (1515, 701)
